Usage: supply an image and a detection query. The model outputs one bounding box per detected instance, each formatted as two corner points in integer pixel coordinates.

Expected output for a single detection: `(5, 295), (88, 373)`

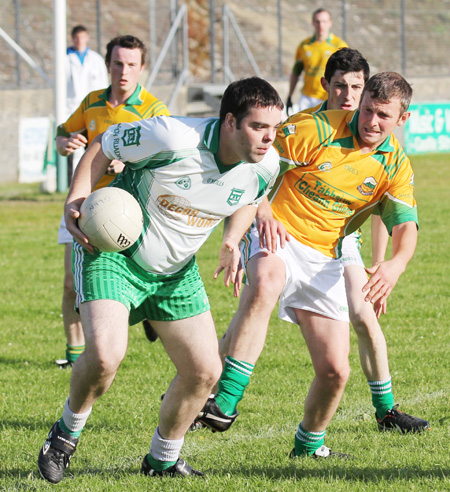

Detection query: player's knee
(85, 346), (125, 378)
(316, 362), (350, 388)
(350, 310), (379, 339)
(63, 272), (75, 297)
(185, 360), (222, 392)
(247, 261), (285, 303)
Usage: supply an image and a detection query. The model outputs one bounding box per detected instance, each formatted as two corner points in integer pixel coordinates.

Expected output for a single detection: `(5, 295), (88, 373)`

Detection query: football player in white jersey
(37, 77), (283, 483)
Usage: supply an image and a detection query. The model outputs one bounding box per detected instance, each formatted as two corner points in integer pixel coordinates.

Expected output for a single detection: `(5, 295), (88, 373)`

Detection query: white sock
(149, 426), (184, 462)
(61, 398), (92, 433)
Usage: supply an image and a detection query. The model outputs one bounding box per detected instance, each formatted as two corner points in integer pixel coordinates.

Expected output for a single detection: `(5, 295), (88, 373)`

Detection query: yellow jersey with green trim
(293, 34), (348, 100)
(57, 84), (170, 189)
(271, 109), (417, 258)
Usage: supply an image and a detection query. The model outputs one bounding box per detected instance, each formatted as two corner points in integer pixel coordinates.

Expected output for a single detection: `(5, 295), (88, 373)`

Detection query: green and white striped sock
(294, 422), (326, 456)
(368, 377), (394, 418)
(215, 356), (254, 416)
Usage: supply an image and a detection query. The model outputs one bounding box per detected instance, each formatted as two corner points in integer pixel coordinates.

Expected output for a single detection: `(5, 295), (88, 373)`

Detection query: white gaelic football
(78, 187), (143, 253)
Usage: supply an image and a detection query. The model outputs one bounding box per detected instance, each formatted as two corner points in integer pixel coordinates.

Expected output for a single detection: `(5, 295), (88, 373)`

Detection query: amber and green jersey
(293, 34), (347, 100)
(271, 109), (417, 258)
(57, 84), (170, 189)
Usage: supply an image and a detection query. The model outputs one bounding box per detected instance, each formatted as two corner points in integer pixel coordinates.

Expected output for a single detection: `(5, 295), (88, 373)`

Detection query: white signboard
(19, 117), (50, 183)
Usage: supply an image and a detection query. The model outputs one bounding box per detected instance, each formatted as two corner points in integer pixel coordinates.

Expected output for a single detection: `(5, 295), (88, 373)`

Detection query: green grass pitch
(0, 153), (449, 491)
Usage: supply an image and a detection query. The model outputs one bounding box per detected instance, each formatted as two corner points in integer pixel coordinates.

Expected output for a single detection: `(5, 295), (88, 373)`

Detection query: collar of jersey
(348, 110), (395, 153)
(204, 119), (244, 173)
(310, 34), (333, 43)
(98, 84), (144, 106)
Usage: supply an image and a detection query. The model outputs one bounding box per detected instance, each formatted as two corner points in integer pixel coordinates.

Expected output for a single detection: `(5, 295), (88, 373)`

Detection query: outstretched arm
(363, 221), (417, 317)
(214, 205), (258, 289)
(255, 196), (290, 253)
(371, 214), (390, 265)
(370, 214), (390, 315)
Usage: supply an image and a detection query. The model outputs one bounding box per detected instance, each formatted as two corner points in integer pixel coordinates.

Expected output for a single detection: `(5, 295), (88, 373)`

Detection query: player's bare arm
(363, 221), (417, 312)
(371, 214), (390, 266)
(64, 133), (111, 253)
(369, 214), (391, 317)
(214, 204), (258, 290)
(56, 133), (88, 156)
(256, 196), (290, 253)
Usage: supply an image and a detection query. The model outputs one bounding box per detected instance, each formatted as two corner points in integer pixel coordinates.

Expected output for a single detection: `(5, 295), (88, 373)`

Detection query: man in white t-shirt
(65, 25), (109, 178)
(66, 25), (108, 118)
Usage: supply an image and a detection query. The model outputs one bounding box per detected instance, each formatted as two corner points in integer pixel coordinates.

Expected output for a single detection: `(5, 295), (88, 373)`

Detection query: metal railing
(145, 3), (189, 111)
(222, 4), (262, 84)
(0, 26), (53, 86)
(2, 1), (449, 89)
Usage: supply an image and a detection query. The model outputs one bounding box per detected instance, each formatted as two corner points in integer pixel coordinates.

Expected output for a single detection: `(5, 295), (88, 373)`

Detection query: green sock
(66, 344), (85, 363)
(145, 453), (177, 472)
(294, 422), (326, 456)
(58, 418), (82, 438)
(215, 356), (254, 416)
(368, 377), (395, 418)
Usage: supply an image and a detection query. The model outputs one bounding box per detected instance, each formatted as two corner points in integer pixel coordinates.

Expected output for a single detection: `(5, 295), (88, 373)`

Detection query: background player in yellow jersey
(286, 8), (347, 114)
(198, 72), (430, 456)
(55, 35), (169, 367)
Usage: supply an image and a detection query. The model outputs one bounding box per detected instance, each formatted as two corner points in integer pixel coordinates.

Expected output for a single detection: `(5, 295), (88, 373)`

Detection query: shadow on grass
(1, 417), (58, 431)
(1, 464), (449, 483)
(0, 356), (67, 370)
(0, 464), (140, 483)
(220, 463), (450, 481)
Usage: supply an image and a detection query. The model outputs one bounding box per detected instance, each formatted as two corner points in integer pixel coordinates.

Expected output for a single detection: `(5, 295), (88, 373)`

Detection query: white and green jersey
(102, 116), (280, 274)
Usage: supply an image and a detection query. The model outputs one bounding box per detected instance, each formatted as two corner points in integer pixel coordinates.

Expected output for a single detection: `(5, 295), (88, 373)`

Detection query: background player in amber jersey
(197, 72), (429, 457)
(55, 35), (169, 368)
(286, 8), (347, 114)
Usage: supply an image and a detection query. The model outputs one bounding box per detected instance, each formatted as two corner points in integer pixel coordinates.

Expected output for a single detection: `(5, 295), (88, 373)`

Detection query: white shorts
(340, 231), (364, 268)
(57, 213), (73, 244)
(299, 94), (323, 111)
(241, 225), (349, 324)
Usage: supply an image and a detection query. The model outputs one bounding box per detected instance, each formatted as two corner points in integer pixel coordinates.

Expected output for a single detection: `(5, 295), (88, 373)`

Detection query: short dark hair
(312, 8), (331, 21)
(105, 35), (146, 66)
(219, 77), (284, 126)
(362, 72), (412, 115)
(71, 25), (88, 38)
(324, 48), (370, 83)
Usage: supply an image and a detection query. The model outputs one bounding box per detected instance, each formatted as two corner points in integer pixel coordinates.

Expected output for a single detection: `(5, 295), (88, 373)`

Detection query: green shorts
(72, 242), (210, 324)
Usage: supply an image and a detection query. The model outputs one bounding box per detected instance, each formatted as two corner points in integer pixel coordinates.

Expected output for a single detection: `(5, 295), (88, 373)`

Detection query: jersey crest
(282, 124), (296, 138)
(176, 176), (191, 190)
(317, 161), (332, 172)
(227, 188), (245, 206)
(121, 126), (141, 147)
(357, 177), (378, 196)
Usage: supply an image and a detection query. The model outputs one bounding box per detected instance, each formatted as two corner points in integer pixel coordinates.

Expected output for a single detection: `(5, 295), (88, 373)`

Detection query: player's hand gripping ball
(78, 187), (143, 252)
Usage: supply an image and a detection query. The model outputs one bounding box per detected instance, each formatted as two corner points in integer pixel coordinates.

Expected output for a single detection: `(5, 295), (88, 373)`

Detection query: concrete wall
(1, 76), (449, 185)
(0, 88), (53, 184)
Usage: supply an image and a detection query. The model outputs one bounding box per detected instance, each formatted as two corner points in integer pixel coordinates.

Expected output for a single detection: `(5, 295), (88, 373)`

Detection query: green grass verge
(0, 154), (449, 491)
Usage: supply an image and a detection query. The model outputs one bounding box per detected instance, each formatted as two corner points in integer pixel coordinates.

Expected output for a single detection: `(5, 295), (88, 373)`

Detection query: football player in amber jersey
(55, 35), (169, 368)
(199, 72), (430, 457)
